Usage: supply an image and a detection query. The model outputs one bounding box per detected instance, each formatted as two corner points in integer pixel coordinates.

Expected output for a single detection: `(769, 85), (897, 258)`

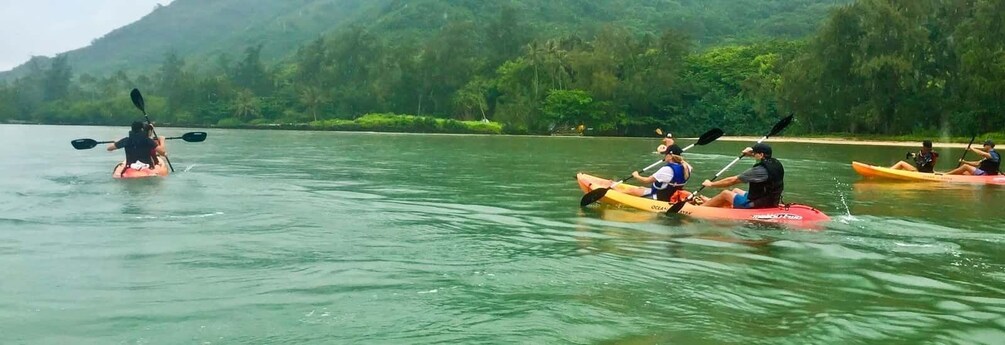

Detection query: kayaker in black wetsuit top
(946, 139), (1000, 176)
(107, 121), (165, 170)
(697, 143), (784, 209)
(890, 140), (938, 173)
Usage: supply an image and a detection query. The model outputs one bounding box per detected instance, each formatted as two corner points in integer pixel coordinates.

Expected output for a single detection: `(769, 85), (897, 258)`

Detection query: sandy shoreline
(711, 136), (971, 148)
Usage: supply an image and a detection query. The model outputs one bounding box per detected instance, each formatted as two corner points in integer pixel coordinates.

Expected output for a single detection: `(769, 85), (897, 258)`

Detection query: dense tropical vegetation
(1, 0), (1002, 138)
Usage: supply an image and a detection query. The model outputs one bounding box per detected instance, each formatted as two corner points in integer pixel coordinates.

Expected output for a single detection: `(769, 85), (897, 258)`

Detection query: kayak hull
(112, 157), (170, 179)
(851, 161), (1005, 185)
(576, 173), (830, 225)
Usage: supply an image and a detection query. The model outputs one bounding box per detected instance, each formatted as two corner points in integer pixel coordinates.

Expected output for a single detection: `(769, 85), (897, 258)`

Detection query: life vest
(122, 131), (157, 166)
(652, 162), (689, 201)
(978, 149), (1001, 175)
(745, 157), (784, 208)
(914, 151), (938, 173)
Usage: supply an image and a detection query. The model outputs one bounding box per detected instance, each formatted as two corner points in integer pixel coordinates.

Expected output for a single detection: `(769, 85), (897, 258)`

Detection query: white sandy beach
(712, 136), (972, 148)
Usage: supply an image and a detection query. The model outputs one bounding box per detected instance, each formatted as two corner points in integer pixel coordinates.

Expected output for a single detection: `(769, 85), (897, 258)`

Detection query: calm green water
(1, 124), (1003, 344)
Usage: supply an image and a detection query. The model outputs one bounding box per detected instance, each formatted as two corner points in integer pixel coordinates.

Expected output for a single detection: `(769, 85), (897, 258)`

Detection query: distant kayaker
(107, 121), (166, 171)
(698, 143), (784, 209)
(946, 140), (1000, 176)
(890, 140), (938, 172)
(624, 144), (692, 202)
(656, 131), (675, 153)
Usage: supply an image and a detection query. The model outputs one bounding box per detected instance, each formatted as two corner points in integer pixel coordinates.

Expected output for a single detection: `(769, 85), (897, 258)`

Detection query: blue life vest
(650, 162), (688, 201)
(652, 162), (688, 190)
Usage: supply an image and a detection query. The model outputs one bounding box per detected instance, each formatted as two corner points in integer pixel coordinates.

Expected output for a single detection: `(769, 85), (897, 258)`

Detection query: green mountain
(0, 0), (847, 81)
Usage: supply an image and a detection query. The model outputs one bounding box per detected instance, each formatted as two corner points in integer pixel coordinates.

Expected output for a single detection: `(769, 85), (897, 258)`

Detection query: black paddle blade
(71, 139), (99, 150)
(768, 114), (794, 137)
(181, 132), (207, 142)
(580, 188), (609, 207)
(666, 200), (686, 215)
(695, 128), (724, 146)
(130, 88), (146, 113)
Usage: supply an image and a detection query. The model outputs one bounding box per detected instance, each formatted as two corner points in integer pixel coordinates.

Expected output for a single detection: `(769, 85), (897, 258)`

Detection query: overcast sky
(0, 0), (173, 71)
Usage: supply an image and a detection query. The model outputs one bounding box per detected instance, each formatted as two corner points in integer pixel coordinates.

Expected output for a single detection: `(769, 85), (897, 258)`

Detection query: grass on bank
(214, 113), (504, 134)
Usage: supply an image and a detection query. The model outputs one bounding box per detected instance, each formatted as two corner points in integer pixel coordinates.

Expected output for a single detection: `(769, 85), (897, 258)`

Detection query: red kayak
(577, 173), (830, 226)
(112, 157), (170, 179)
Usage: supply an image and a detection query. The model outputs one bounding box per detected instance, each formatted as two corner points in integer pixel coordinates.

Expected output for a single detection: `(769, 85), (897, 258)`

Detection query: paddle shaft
(615, 142), (702, 183)
(685, 141), (762, 197)
(957, 134), (977, 168)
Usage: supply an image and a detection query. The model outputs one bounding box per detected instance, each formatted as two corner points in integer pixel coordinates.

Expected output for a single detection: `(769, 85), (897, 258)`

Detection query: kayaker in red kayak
(143, 123), (167, 166)
(622, 144), (693, 202)
(946, 140), (1000, 176)
(890, 140), (938, 172)
(697, 143), (784, 209)
(107, 121), (166, 172)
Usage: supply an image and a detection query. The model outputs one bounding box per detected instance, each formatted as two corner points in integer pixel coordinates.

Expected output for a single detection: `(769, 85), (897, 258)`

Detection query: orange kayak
(851, 161), (1005, 185)
(576, 173), (830, 225)
(112, 157), (170, 179)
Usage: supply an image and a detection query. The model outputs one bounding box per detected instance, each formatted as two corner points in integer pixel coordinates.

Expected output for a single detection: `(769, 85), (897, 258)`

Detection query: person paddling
(655, 131), (675, 154)
(616, 144), (692, 202)
(144, 123), (167, 166)
(698, 143), (784, 209)
(946, 140), (1000, 176)
(890, 140), (938, 172)
(107, 121), (165, 173)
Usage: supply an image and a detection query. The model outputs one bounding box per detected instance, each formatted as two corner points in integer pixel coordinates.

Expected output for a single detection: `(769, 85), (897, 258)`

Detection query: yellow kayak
(576, 173), (830, 225)
(851, 161), (1005, 185)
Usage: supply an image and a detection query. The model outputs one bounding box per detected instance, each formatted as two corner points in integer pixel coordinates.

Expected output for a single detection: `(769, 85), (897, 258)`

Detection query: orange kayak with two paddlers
(576, 173), (831, 225)
(851, 161), (1005, 185)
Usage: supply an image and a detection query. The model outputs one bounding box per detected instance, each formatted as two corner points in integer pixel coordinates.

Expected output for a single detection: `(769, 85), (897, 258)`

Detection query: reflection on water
(851, 181), (1002, 221)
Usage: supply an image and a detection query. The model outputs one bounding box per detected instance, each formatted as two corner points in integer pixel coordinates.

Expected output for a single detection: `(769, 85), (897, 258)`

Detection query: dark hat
(751, 143), (772, 156)
(663, 144), (683, 155)
(665, 132), (674, 138)
(922, 140), (932, 148)
(984, 139), (995, 147)
(131, 121), (144, 131)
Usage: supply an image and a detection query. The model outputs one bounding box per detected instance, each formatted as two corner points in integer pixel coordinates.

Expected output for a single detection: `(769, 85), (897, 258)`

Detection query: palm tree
(232, 89), (261, 120)
(299, 86), (327, 122)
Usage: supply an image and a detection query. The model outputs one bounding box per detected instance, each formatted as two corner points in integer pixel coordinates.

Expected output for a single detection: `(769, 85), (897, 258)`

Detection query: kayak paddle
(579, 128), (724, 207)
(956, 134), (977, 168)
(665, 115), (793, 215)
(71, 132), (207, 150)
(130, 88), (174, 172)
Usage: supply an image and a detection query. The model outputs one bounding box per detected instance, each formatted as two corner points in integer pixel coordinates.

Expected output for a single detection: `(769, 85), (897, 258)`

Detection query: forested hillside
(1, 0), (844, 81)
(6, 0), (1001, 138)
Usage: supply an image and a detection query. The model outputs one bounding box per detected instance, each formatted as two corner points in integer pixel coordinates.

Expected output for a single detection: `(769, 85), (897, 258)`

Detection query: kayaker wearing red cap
(698, 143), (784, 209)
(890, 140), (938, 172)
(946, 140), (1000, 175)
(621, 144), (692, 202)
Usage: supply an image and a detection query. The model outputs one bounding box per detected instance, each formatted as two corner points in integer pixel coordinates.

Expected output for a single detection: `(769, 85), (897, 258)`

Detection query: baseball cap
(751, 143), (772, 156)
(663, 144), (683, 155)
